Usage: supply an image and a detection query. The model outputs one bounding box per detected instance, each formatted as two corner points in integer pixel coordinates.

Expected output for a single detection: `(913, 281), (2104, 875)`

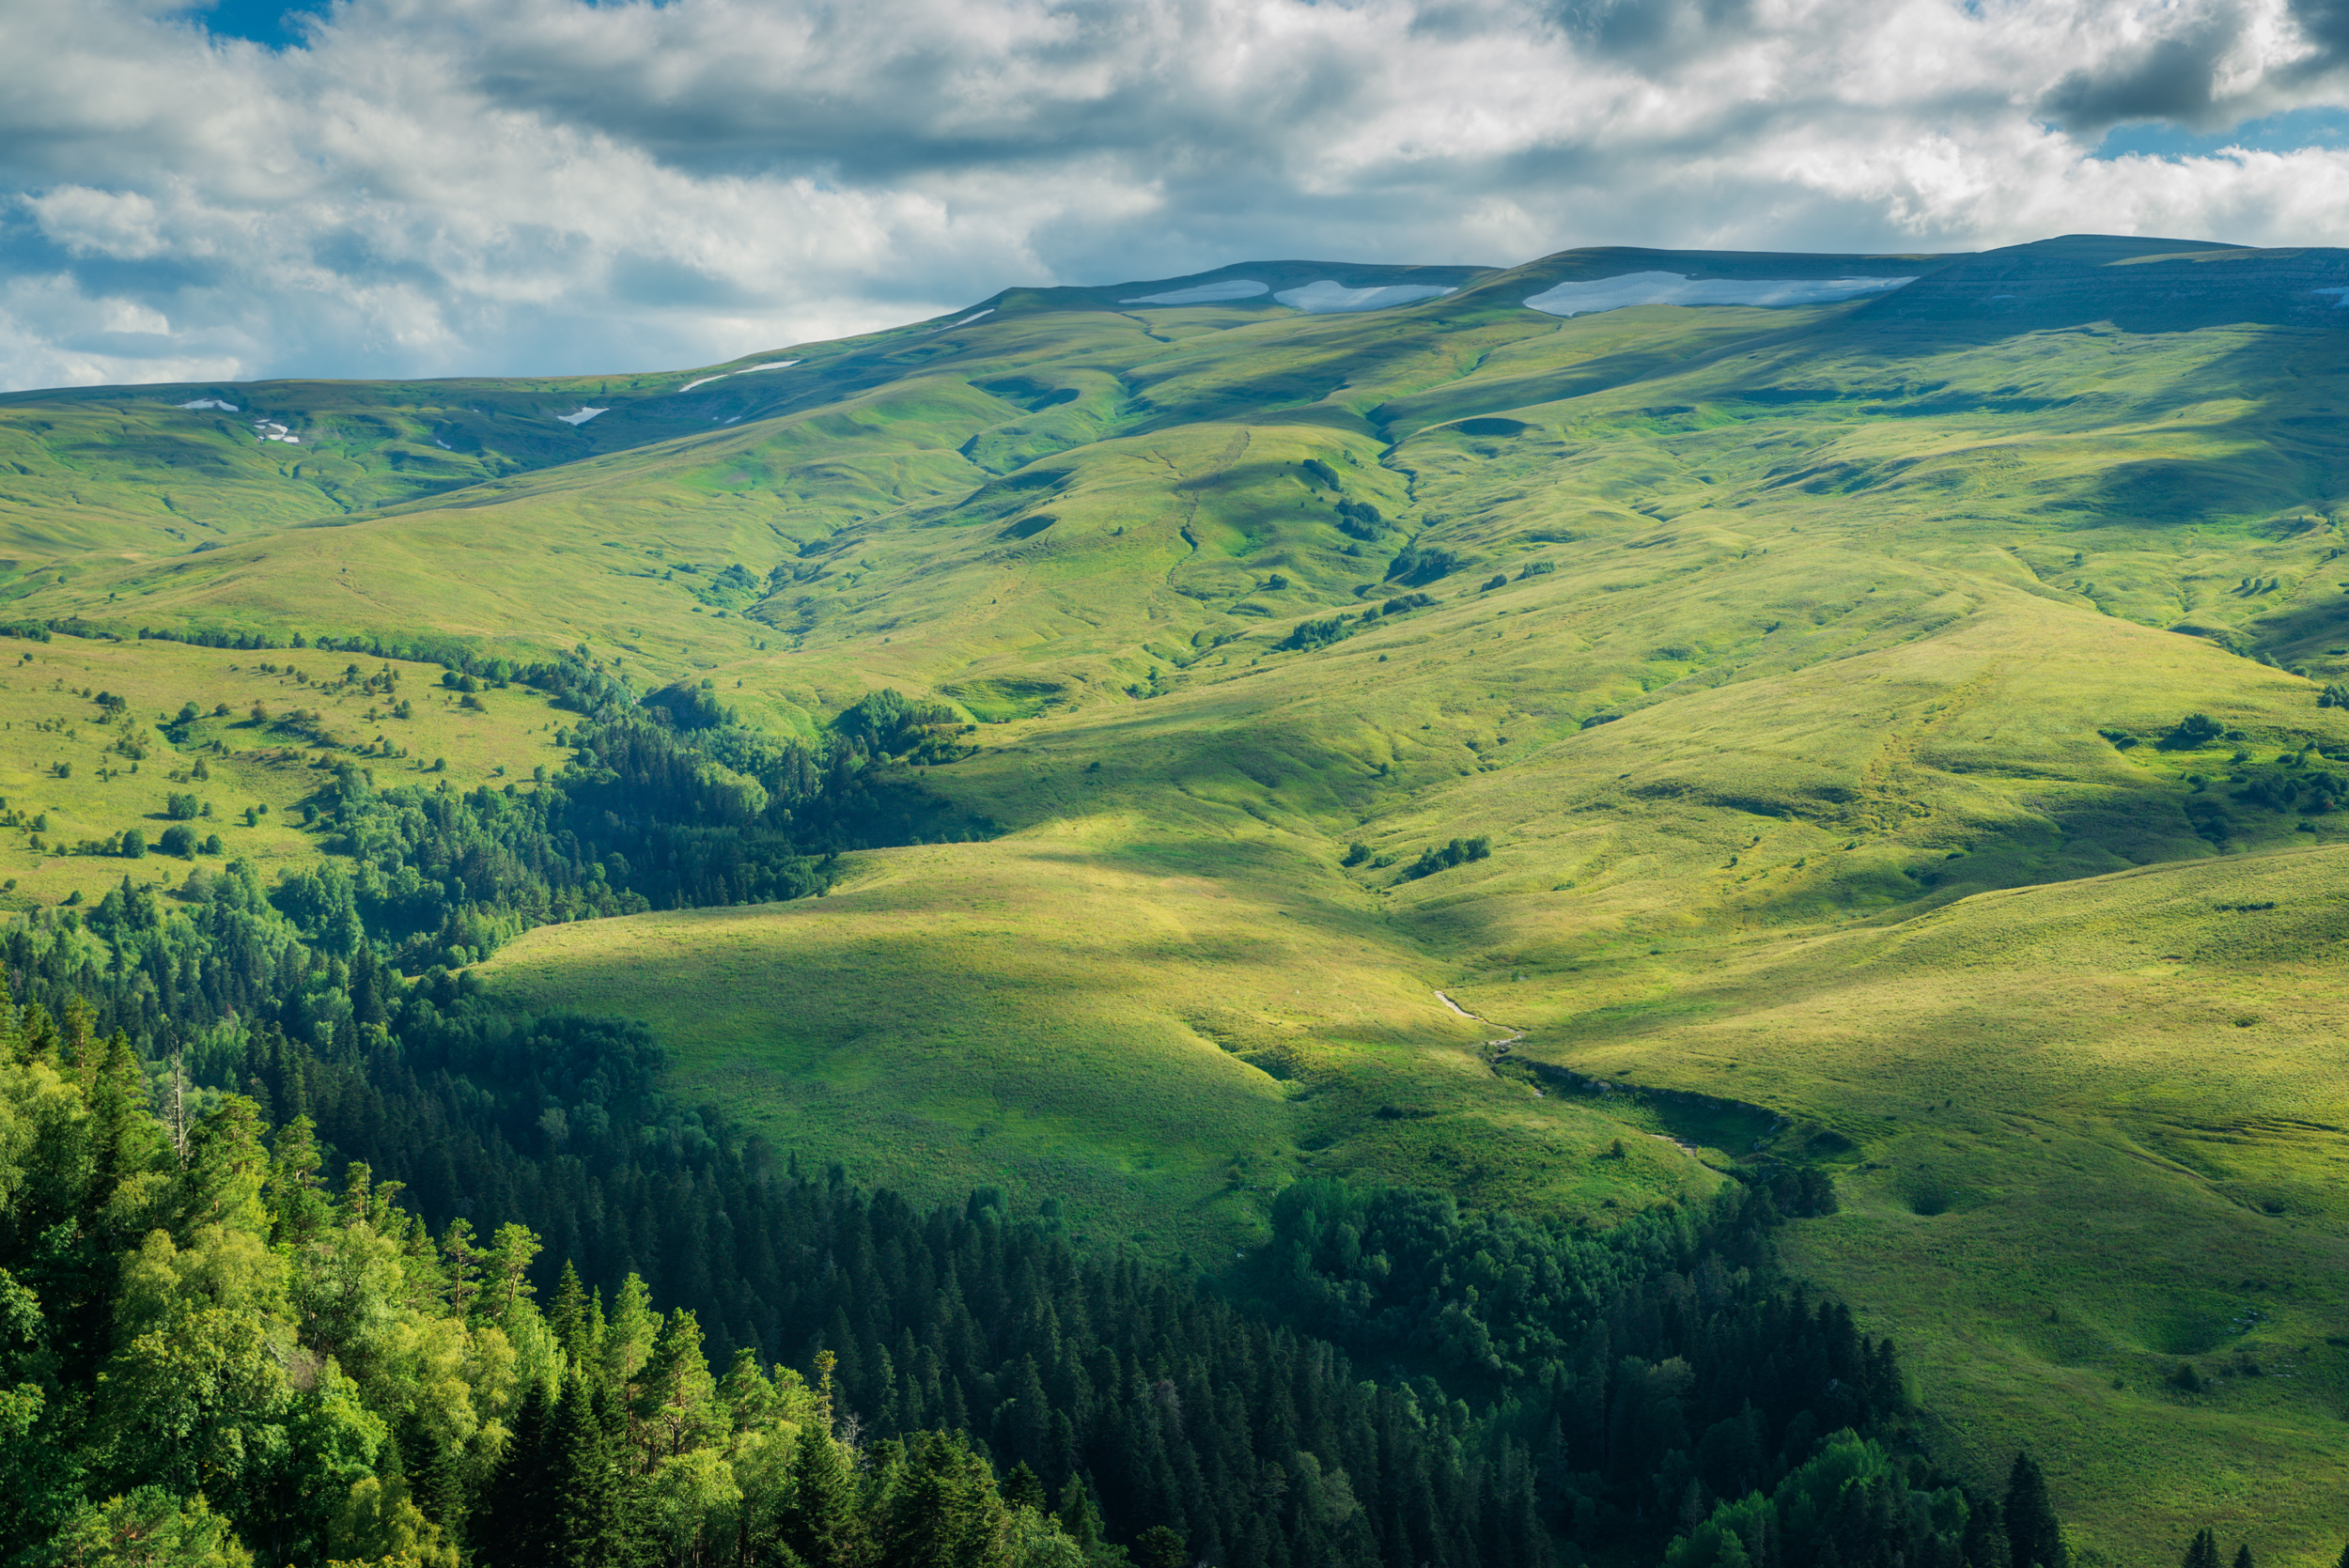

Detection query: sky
(7, 0), (2349, 391)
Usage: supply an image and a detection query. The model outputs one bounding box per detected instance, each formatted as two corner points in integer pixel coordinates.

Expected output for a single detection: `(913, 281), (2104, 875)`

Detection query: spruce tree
(2183, 1529), (2220, 1568)
(474, 1379), (557, 1568)
(1004, 1461), (1048, 1514)
(1137, 1524), (1189, 1568)
(782, 1353), (859, 1568)
(2004, 1452), (2067, 1568)
(549, 1262), (592, 1365)
(2233, 1547), (2255, 1568)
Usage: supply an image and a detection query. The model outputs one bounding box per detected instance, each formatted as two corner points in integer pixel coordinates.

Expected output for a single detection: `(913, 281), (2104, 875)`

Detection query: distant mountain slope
(9, 237), (2349, 1559)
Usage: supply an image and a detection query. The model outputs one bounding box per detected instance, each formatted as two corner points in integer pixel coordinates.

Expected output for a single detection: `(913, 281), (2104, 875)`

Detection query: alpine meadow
(10, 232), (2349, 1568)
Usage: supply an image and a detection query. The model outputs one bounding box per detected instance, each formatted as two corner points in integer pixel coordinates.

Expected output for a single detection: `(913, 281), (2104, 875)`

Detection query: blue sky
(5, 0), (2349, 391)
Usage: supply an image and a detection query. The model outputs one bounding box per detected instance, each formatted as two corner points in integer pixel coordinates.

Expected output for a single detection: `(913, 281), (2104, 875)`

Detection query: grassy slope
(0, 638), (568, 908)
(8, 237), (2349, 1556)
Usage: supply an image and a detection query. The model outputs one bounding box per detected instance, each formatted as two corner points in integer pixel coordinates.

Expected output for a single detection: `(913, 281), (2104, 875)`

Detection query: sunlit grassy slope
(15, 236), (2349, 1556)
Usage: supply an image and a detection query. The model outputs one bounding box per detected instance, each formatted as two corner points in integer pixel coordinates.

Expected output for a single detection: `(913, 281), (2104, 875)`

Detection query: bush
(158, 825), (195, 858)
(165, 792), (198, 820)
(1480, 575), (1507, 592)
(1379, 592), (1437, 617)
(202, 833), (223, 855)
(1300, 458), (1341, 489)
(1385, 545), (1465, 586)
(2323, 684), (2349, 708)
(2164, 713), (2225, 750)
(1335, 499), (1386, 540)
(2170, 1361), (2205, 1393)
(1403, 835), (1491, 879)
(1342, 842), (1371, 866)
(119, 828), (145, 860)
(1276, 616), (1354, 654)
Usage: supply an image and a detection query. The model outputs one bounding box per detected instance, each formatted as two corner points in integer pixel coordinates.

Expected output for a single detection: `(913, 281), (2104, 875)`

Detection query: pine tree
(2183, 1529), (2220, 1568)
(2004, 1452), (2067, 1568)
(1057, 1474), (1106, 1557)
(1137, 1524), (1189, 1568)
(782, 1353), (859, 1568)
(550, 1261), (592, 1364)
(474, 1379), (557, 1568)
(550, 1372), (630, 1568)
(1004, 1460), (1049, 1514)
(637, 1308), (720, 1463)
(2233, 1546), (2255, 1568)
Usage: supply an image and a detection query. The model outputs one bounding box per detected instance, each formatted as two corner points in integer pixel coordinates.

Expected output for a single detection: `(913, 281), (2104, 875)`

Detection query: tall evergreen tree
(2183, 1528), (2221, 1568)
(782, 1353), (860, 1568)
(473, 1378), (558, 1568)
(2004, 1453), (2067, 1568)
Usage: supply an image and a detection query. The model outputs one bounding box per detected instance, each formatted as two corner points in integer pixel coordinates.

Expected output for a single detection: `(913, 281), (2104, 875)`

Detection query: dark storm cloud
(2040, 20), (2245, 133)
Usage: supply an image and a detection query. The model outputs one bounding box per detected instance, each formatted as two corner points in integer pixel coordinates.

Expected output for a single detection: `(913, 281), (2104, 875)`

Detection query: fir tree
(2183, 1528), (2220, 1568)
(2004, 1452), (2067, 1568)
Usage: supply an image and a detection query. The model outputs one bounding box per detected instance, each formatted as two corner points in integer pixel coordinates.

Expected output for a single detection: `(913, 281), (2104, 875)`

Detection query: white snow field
(253, 420), (299, 443)
(1521, 272), (1916, 316)
(677, 359), (802, 393)
(555, 407), (609, 425)
(178, 398), (238, 411)
(1119, 280), (1269, 304)
(1274, 281), (1456, 313)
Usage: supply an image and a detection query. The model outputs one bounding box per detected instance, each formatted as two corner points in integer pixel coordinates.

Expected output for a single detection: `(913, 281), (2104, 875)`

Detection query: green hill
(12, 234), (2349, 1558)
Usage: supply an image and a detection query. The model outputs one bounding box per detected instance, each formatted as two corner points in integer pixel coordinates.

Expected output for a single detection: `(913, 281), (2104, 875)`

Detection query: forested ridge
(0, 658), (2083, 1568)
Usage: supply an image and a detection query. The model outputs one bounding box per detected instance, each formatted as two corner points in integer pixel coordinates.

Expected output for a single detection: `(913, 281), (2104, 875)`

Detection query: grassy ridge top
(13, 237), (2349, 1556)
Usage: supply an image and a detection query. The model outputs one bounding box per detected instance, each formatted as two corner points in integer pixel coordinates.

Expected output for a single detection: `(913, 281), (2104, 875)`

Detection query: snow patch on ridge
(1121, 280), (1269, 305)
(1275, 281), (1455, 314)
(179, 397), (238, 411)
(555, 407), (608, 426)
(677, 359), (802, 393)
(1522, 272), (1917, 317)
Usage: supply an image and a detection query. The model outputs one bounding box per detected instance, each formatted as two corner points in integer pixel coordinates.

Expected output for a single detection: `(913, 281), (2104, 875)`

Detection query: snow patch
(1275, 281), (1455, 314)
(178, 397), (238, 411)
(949, 309), (992, 326)
(555, 407), (608, 425)
(677, 358), (801, 393)
(1522, 272), (1917, 317)
(253, 419), (299, 443)
(1121, 280), (1268, 305)
(2317, 287), (2349, 306)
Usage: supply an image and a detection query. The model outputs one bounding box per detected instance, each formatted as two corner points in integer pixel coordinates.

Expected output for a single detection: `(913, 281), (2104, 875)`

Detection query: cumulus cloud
(1, 0), (2348, 390)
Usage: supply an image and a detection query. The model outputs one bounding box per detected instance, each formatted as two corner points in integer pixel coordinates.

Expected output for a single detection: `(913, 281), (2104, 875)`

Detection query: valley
(7, 236), (2349, 1560)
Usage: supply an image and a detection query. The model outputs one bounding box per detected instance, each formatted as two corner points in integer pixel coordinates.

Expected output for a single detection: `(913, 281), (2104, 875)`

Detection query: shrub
(158, 825), (195, 858)
(165, 792), (198, 820)
(119, 829), (145, 860)
(1385, 545), (1465, 586)
(1379, 592), (1437, 616)
(2164, 712), (2225, 750)
(1276, 616), (1354, 654)
(1300, 458), (1341, 489)
(1342, 842), (1371, 866)
(1480, 575), (1507, 592)
(1403, 834), (1492, 879)
(202, 833), (223, 855)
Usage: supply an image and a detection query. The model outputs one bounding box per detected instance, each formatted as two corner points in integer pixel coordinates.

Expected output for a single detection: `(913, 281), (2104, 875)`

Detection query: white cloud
(0, 0), (2345, 390)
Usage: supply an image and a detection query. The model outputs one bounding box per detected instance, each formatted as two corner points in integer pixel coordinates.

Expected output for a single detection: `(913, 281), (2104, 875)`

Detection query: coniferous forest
(0, 656), (2086, 1568)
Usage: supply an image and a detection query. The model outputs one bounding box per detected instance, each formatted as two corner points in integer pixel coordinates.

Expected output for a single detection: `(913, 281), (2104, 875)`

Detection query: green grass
(12, 234), (2349, 1556)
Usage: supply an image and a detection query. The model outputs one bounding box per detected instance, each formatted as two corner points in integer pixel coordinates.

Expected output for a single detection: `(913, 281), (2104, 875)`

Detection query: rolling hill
(9, 235), (2349, 1559)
